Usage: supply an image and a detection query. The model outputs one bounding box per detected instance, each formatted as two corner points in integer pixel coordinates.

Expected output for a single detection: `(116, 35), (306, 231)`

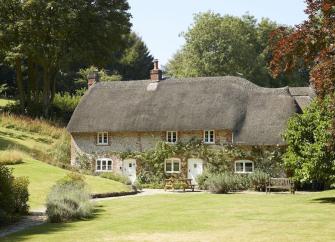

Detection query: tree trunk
(27, 57), (37, 102)
(50, 68), (57, 103)
(42, 65), (51, 116)
(15, 57), (25, 111)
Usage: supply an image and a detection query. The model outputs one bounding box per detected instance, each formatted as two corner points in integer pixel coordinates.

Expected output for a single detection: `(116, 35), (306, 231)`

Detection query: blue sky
(127, 0), (307, 66)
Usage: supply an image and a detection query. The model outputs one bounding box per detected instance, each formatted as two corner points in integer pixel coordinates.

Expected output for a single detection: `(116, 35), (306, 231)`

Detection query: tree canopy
(283, 96), (335, 187)
(0, 0), (132, 114)
(166, 12), (309, 87)
(270, 0), (335, 98)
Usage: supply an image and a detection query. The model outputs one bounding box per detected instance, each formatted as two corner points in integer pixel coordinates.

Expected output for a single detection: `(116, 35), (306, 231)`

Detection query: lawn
(11, 158), (131, 209)
(0, 98), (15, 107)
(0, 117), (131, 210)
(3, 190), (335, 242)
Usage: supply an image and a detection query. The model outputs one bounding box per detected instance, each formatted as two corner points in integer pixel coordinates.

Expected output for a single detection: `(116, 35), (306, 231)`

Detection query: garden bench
(164, 178), (195, 192)
(266, 178), (295, 194)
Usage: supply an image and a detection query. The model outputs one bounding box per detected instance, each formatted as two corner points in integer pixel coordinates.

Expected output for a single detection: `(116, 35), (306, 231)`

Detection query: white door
(123, 159), (137, 184)
(187, 159), (203, 185)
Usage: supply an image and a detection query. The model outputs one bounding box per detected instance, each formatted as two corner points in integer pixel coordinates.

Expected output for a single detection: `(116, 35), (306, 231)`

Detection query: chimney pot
(87, 72), (99, 88)
(150, 59), (162, 81)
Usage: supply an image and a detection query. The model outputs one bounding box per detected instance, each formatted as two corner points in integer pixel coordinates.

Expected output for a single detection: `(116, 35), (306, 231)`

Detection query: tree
(270, 0), (335, 97)
(112, 32), (154, 80)
(283, 97), (335, 188)
(166, 12), (309, 87)
(0, 0), (131, 115)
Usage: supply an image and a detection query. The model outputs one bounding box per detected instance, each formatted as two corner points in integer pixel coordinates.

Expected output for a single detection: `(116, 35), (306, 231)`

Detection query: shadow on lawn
(3, 206), (106, 242)
(312, 197), (335, 204)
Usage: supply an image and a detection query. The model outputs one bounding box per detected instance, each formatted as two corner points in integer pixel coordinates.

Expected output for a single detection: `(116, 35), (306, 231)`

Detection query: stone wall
(70, 129), (233, 169)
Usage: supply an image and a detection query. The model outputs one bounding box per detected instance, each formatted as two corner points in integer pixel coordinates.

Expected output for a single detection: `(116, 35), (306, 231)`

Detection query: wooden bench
(266, 178), (295, 194)
(164, 178), (195, 192)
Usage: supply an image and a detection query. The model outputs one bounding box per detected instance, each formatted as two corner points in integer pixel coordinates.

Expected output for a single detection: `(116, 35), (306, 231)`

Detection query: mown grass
(0, 98), (16, 107)
(0, 114), (131, 210)
(3, 190), (335, 242)
(12, 158), (130, 209)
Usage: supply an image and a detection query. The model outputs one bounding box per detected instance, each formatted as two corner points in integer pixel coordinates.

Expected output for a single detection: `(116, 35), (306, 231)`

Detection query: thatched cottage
(67, 60), (314, 184)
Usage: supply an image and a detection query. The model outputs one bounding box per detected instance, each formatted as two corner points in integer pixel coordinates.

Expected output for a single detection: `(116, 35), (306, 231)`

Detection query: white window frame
(166, 131), (178, 144)
(165, 158), (181, 174)
(96, 158), (113, 172)
(234, 160), (254, 174)
(203, 130), (215, 144)
(97, 132), (109, 145)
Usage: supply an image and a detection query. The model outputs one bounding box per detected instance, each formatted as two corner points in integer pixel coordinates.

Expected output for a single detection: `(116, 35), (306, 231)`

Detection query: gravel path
(92, 189), (204, 202)
(0, 215), (47, 238)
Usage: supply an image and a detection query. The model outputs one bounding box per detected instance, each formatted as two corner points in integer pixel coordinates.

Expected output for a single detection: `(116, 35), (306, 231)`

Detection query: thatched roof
(288, 87), (315, 111)
(67, 76), (313, 145)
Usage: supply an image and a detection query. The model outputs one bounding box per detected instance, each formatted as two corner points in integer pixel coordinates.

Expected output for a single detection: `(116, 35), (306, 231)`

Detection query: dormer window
(97, 132), (108, 145)
(166, 131), (178, 143)
(204, 130), (215, 144)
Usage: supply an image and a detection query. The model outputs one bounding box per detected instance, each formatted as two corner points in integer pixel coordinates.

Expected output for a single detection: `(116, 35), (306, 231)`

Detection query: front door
(187, 159), (203, 185)
(123, 159), (136, 184)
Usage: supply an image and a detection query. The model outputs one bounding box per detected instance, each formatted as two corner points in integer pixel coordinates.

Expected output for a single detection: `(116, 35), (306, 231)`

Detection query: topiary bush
(99, 172), (131, 185)
(46, 173), (93, 223)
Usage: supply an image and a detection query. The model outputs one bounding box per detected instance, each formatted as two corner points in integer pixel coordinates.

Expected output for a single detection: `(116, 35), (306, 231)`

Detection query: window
(97, 132), (108, 145)
(204, 130), (215, 144)
(96, 158), (112, 172)
(235, 160), (254, 173)
(165, 158), (181, 173)
(166, 131), (178, 143)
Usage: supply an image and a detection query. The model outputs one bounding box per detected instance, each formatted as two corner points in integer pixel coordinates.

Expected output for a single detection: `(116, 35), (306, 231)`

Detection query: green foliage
(0, 165), (29, 225)
(249, 170), (270, 191)
(140, 182), (165, 189)
(46, 173), (93, 223)
(99, 172), (131, 185)
(205, 172), (240, 193)
(114, 32), (154, 80)
(12, 176), (29, 215)
(166, 12), (308, 87)
(283, 96), (335, 187)
(93, 140), (283, 186)
(0, 0), (131, 114)
(196, 170), (211, 190)
(48, 130), (71, 165)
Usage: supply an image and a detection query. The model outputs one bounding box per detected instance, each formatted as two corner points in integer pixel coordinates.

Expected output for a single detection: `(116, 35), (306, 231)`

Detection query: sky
(127, 0), (308, 67)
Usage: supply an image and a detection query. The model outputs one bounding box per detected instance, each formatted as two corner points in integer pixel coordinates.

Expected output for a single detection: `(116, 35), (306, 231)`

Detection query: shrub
(133, 180), (143, 191)
(0, 165), (29, 225)
(46, 173), (93, 223)
(12, 177), (29, 214)
(205, 172), (239, 194)
(249, 170), (270, 191)
(0, 150), (24, 165)
(48, 130), (71, 165)
(235, 174), (250, 190)
(99, 172), (131, 185)
(196, 171), (210, 190)
(140, 182), (165, 189)
(283, 96), (335, 188)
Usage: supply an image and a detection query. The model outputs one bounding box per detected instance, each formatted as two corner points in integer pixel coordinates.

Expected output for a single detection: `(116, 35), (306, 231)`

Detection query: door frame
(187, 158), (204, 185)
(122, 159), (137, 184)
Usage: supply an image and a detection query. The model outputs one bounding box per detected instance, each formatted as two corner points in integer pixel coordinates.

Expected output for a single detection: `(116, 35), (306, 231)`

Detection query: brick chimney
(150, 59), (162, 81)
(87, 72), (99, 88)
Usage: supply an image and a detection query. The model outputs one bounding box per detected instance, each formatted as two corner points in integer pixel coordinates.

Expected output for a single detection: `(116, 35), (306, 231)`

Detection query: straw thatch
(67, 76), (313, 145)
